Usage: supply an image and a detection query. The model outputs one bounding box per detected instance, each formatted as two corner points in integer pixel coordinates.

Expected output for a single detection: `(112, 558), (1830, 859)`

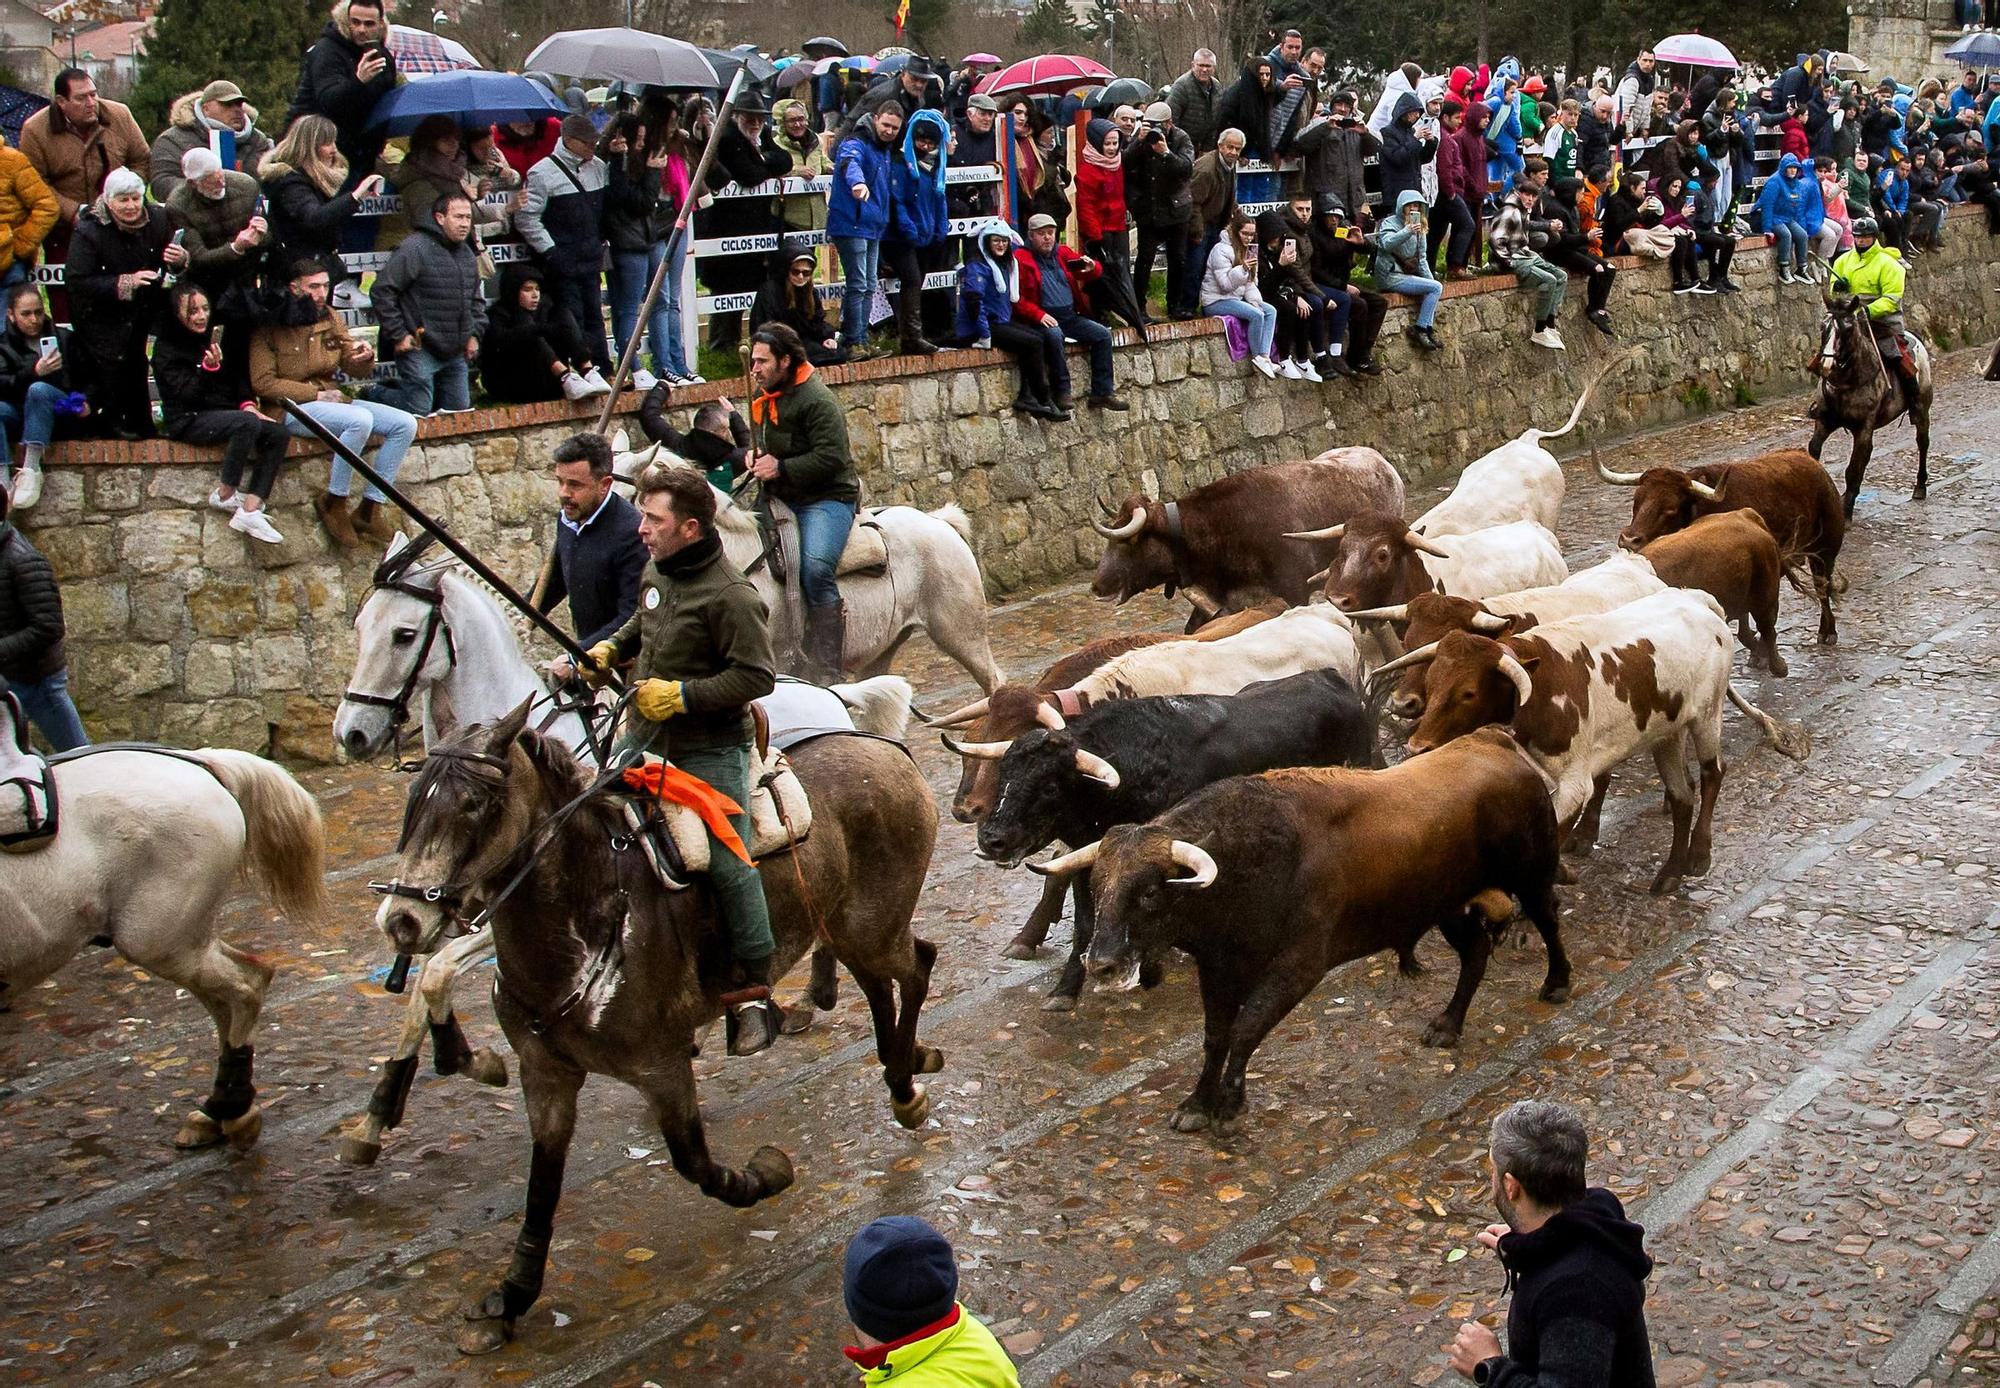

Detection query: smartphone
(170, 229), (186, 247)
(38, 335), (57, 358)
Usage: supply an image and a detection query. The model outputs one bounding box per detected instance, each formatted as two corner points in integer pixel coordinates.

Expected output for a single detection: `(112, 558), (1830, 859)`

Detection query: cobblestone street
(2, 350), (1996, 1387)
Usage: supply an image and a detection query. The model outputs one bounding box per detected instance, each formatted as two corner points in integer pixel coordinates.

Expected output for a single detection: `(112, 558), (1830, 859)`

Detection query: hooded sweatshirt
(955, 218), (1022, 341)
(1488, 1188), (1656, 1387)
(1378, 92), (1436, 204)
(1372, 189), (1430, 280)
(887, 109), (951, 249)
(1755, 153), (1824, 235)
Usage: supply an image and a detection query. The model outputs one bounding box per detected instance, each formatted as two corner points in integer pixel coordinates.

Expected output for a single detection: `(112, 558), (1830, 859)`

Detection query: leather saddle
(616, 742), (815, 896)
(757, 498), (890, 589)
(0, 691), (57, 854)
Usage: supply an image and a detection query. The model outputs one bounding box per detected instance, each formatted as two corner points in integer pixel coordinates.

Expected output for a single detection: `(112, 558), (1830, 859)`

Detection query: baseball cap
(200, 79), (247, 104)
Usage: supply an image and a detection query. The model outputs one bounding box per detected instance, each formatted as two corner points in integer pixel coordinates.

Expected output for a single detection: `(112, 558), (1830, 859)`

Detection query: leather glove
(633, 678), (685, 721)
(580, 641), (619, 689)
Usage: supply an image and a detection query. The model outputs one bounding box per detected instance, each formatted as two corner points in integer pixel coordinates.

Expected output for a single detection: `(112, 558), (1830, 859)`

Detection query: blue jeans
(1184, 229), (1221, 315)
(1050, 311), (1114, 398)
(1771, 221), (1807, 271)
(9, 669), (88, 751)
(794, 496), (856, 608)
(380, 347), (469, 415)
(833, 235), (881, 348)
(1376, 271), (1443, 328)
(609, 241), (690, 378)
(1205, 297), (1277, 357)
(286, 398), (418, 502)
(0, 380), (65, 455)
(0, 261), (24, 289)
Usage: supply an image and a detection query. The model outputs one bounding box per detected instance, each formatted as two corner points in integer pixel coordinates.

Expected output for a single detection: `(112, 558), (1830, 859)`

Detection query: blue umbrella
(1944, 31), (2000, 66)
(367, 70), (569, 134)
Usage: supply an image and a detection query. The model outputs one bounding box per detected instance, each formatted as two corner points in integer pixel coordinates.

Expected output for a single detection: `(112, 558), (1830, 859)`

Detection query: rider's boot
(723, 955), (783, 1057)
(805, 601), (846, 683)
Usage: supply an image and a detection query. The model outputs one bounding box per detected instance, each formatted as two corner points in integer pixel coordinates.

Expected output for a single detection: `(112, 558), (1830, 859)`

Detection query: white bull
(1043, 605), (1363, 719)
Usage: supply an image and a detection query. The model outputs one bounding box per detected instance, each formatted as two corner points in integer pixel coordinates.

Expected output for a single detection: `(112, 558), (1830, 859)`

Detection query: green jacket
(1830, 241), (1905, 318)
(749, 362), (859, 506)
(848, 1306), (1021, 1387)
(608, 536), (777, 755)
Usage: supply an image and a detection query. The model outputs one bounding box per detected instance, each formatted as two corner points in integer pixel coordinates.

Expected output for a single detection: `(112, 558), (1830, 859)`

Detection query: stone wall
(19, 207), (2000, 760)
(1847, 0), (1963, 84)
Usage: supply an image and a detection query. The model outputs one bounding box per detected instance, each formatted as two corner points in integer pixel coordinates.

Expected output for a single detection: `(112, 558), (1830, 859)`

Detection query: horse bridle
(344, 543), (460, 764)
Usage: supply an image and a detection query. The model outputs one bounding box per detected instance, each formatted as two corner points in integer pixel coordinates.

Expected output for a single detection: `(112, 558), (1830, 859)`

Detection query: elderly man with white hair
(165, 146), (269, 297)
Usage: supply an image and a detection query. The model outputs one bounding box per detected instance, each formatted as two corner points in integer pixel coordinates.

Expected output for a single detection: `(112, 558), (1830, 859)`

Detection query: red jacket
(1012, 244), (1103, 324)
(495, 118), (560, 179)
(1075, 158), (1125, 244)
(1778, 117), (1810, 162)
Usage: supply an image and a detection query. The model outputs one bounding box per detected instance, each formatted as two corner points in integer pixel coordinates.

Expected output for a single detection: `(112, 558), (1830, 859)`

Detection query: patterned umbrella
(976, 54), (1115, 99)
(387, 24), (481, 76)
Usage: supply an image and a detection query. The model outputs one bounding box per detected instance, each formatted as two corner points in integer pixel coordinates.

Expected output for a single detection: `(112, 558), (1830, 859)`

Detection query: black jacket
(603, 155), (676, 255)
(481, 263), (591, 401)
(0, 323), (77, 409)
(65, 203), (174, 364)
(1215, 60), (1278, 161)
(750, 271), (837, 348)
(151, 318), (247, 424)
(1489, 1189), (1656, 1387)
(949, 117), (1000, 219)
(543, 488), (648, 649)
(1123, 124), (1196, 227)
(0, 523), (65, 683)
(638, 385), (751, 490)
(262, 164), (360, 281)
(287, 19), (399, 174)
(1576, 111), (1615, 179)
(1378, 93), (1436, 205)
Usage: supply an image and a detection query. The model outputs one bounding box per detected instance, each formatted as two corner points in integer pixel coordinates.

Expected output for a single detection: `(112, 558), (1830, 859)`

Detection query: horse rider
(1830, 216), (1915, 388)
(539, 432), (647, 678)
(745, 321), (858, 682)
(582, 462), (786, 1057)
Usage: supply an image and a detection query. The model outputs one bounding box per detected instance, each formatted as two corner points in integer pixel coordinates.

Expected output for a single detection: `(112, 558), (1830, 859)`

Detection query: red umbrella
(976, 54), (1114, 99)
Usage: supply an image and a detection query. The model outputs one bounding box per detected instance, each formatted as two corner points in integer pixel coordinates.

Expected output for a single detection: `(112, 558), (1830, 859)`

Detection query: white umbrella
(522, 28), (720, 87)
(1653, 33), (1737, 70)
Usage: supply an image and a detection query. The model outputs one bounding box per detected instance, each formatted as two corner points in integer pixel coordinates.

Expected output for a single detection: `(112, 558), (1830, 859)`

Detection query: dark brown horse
(374, 701), (941, 1355)
(1806, 291), (1933, 518)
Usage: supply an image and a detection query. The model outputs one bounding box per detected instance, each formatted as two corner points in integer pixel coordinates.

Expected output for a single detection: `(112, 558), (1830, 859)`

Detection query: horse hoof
(1769, 656), (1789, 678)
(747, 1144), (796, 1195)
(1912, 485), (1927, 502)
(808, 977), (839, 1012)
(338, 1133), (384, 1167)
(1541, 983), (1573, 1005)
(1168, 1106), (1212, 1133)
(462, 1048), (509, 1087)
(1039, 992), (1077, 1013)
(915, 1044), (945, 1075)
(455, 1317), (513, 1356)
(1420, 1020), (1463, 1049)
(891, 1084), (930, 1129)
(1555, 861), (1578, 885)
(1650, 873), (1682, 896)
(779, 1002), (816, 1036)
(1000, 940), (1042, 961)
(1561, 837), (1596, 860)
(173, 1109), (223, 1150)
(221, 1106), (264, 1150)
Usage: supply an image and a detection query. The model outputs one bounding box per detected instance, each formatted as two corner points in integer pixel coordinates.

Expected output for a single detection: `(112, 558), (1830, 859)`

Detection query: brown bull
(1641, 511), (1791, 676)
(1599, 447), (1846, 645)
(1091, 452), (1404, 619)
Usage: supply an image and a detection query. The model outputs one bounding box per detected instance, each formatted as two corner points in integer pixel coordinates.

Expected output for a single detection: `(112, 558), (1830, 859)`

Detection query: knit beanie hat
(843, 1216), (958, 1343)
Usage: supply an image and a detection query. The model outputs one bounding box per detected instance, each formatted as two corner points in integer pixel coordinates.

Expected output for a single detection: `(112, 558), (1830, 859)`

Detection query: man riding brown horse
(1830, 217), (1916, 389)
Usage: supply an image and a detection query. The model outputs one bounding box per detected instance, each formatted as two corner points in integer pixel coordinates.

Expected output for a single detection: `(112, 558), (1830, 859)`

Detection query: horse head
(335, 535), (458, 762)
(1812, 284), (1874, 387)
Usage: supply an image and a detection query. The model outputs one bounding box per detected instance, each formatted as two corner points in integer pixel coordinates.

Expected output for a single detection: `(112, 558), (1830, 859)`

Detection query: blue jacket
(1755, 154), (1824, 235)
(954, 221), (1020, 340)
(886, 110), (950, 249)
(827, 127), (894, 240)
(1876, 167), (1909, 215)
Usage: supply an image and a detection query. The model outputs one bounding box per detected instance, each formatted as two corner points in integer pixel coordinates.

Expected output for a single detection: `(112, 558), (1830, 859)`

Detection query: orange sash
(621, 763), (754, 866)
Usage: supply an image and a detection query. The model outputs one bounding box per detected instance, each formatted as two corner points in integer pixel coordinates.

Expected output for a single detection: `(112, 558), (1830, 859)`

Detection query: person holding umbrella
(701, 90), (793, 355)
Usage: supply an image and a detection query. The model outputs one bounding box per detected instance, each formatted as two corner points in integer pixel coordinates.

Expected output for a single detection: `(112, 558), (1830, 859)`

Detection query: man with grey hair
(1167, 49), (1221, 154)
(1447, 1100), (1656, 1385)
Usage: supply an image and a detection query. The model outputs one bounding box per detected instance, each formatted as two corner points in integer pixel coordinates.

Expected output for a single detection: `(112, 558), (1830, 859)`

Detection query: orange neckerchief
(621, 763), (753, 865)
(750, 361), (815, 429)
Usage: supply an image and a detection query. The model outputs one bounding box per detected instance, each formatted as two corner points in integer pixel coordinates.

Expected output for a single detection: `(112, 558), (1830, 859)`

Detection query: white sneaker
(10, 465), (41, 509)
(1297, 358), (1323, 382)
(1278, 358), (1304, 379)
(230, 506), (284, 544)
(209, 487), (243, 513)
(1530, 327), (1564, 350)
(631, 368), (660, 392)
(561, 371), (592, 401)
(1251, 356), (1279, 379)
(331, 281), (371, 311)
(580, 367), (614, 397)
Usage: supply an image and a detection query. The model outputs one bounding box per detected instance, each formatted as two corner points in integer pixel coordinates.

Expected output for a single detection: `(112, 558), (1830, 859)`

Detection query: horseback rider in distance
(1831, 216), (1913, 387)
(746, 322), (858, 682)
(582, 463), (785, 1056)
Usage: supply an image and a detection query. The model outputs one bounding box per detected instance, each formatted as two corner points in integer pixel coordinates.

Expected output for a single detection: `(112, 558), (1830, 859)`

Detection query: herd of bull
(929, 366), (1839, 1136)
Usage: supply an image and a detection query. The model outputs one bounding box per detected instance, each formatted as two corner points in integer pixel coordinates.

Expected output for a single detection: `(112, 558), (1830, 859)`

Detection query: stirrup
(724, 997), (782, 1056)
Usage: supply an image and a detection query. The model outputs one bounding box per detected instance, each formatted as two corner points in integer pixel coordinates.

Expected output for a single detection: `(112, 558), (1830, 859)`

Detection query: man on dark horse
(1829, 216), (1914, 390)
(582, 463), (786, 1056)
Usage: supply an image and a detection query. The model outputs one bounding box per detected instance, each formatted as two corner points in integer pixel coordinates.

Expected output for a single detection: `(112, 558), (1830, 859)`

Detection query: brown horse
(373, 701), (941, 1355)
(1806, 291), (1933, 518)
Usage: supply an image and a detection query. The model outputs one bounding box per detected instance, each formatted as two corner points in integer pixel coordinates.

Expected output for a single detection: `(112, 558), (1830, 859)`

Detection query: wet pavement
(2, 351), (1997, 1387)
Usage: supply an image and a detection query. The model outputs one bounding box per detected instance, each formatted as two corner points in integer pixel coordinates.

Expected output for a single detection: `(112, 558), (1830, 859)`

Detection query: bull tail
(930, 504), (973, 544)
(1778, 553), (1815, 597)
(1522, 349), (1638, 448)
(1726, 686), (1811, 763)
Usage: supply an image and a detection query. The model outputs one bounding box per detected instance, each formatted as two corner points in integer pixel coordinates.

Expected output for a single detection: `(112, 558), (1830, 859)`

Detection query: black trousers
(1336, 285), (1388, 363)
(990, 318), (1053, 400)
(1133, 222), (1191, 315)
(1693, 230), (1734, 280)
(78, 334), (154, 438)
(884, 240), (952, 341)
(1428, 194), (1479, 269)
(170, 409), (292, 499)
(1546, 245), (1615, 312)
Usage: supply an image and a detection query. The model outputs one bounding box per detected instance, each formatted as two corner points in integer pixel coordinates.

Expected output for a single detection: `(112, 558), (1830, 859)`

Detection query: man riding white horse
(1830, 216), (1915, 389)
(745, 321), (856, 682)
(582, 462), (786, 1056)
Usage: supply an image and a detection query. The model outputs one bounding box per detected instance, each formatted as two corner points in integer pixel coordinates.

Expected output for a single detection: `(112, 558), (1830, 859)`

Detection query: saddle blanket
(0, 691), (56, 853)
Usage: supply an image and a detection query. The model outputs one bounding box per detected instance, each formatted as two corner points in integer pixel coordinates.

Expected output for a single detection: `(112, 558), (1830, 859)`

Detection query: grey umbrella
(522, 28), (719, 87)
(702, 45), (779, 87)
(803, 36), (848, 59)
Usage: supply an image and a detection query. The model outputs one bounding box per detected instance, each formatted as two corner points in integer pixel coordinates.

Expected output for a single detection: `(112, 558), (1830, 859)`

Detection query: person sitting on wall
(0, 284), (89, 510)
(480, 261), (614, 404)
(751, 246), (846, 366)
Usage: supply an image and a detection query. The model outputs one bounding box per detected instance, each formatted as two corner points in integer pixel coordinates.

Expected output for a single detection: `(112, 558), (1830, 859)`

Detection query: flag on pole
(894, 0), (910, 35)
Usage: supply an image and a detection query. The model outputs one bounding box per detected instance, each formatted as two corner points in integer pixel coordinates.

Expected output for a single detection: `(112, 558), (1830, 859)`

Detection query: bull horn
(1285, 523), (1345, 542)
(1027, 841), (1101, 877)
(1184, 586), (1222, 618)
(925, 696), (991, 728)
(1096, 491), (1118, 517)
(1366, 641), (1442, 690)
(1034, 701), (1067, 731)
(1343, 604), (1411, 624)
(1468, 611), (1512, 633)
(1073, 748), (1121, 788)
(940, 734), (1012, 760)
(1168, 839), (1219, 888)
(1404, 529), (1453, 560)
(1308, 566), (1331, 587)
(1684, 477), (1720, 500)
(1496, 651), (1536, 708)
(1593, 443), (1645, 487)
(1092, 510), (1148, 540)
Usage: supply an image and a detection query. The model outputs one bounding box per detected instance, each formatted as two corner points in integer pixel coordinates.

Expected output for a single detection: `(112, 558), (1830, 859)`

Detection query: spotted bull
(1291, 512), (1567, 615)
(963, 670), (1374, 1009)
(1030, 728), (1569, 1135)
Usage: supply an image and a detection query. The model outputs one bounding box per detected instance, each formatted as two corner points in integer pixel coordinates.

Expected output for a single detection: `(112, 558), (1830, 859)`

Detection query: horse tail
(189, 750), (332, 924)
(831, 675), (915, 740)
(929, 504), (973, 544)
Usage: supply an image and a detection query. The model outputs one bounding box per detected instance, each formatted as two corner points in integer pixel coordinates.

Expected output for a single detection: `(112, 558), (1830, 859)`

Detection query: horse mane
(512, 729), (629, 951)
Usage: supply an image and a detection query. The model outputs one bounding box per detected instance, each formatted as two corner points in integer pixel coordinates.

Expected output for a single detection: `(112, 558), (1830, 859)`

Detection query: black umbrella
(1093, 76), (1154, 111)
(802, 36), (848, 59)
(703, 45), (779, 86)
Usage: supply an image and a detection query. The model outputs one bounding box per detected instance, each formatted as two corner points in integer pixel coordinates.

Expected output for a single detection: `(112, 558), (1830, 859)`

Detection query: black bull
(969, 670), (1374, 1007)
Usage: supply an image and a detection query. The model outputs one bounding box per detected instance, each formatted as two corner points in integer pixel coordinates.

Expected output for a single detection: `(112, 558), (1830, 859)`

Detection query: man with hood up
(884, 109), (950, 356)
(1446, 1100), (1656, 1386)
(1755, 152), (1824, 282)
(1378, 91), (1438, 207)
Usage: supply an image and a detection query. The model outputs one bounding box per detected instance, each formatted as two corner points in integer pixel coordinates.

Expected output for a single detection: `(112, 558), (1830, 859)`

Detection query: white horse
(613, 436), (1003, 693)
(330, 536), (917, 1165)
(0, 708), (327, 1150)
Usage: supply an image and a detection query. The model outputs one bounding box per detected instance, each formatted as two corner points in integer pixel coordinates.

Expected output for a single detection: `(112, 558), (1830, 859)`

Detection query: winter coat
(1598, 183), (1643, 255)
(165, 170), (267, 297)
(827, 125), (894, 241)
(0, 143), (58, 276)
(1187, 150), (1238, 237)
(515, 146), (609, 277)
(1378, 93), (1437, 205)
(701, 124), (793, 248)
(0, 523), (64, 683)
(65, 202), (173, 361)
(843, 1305), (1021, 1388)
(955, 251), (1016, 340)
(1215, 59), (1279, 161)
(1485, 88), (1524, 165)
(260, 162), (360, 281)
(1779, 117), (1811, 162)
(1575, 109), (1615, 179)
(1166, 70), (1221, 153)
(148, 90), (273, 203)
(1075, 126), (1126, 246)
(249, 301), (368, 408)
(751, 272), (838, 348)
(370, 219), (487, 358)
(1123, 123), (1196, 228)
(1199, 235), (1261, 309)
(287, 18), (399, 174)
(886, 111), (950, 250)
(603, 154), (676, 255)
(947, 115), (1000, 220)
(1876, 166), (1910, 215)
(0, 322), (76, 408)
(746, 361), (857, 506)
(481, 263), (591, 400)
(1489, 1189), (1656, 1387)
(771, 100), (830, 233)
(495, 119), (559, 180)
(1819, 177), (1854, 251)
(150, 316), (250, 425)
(16, 99), (149, 223)
(1307, 205), (1370, 288)
(639, 387), (750, 490)
(1266, 46), (1311, 153)
(1372, 190), (1429, 279)
(1253, 206), (1317, 302)
(1830, 240), (1905, 318)
(1294, 115), (1378, 220)
(1755, 154), (1824, 235)
(1011, 243), (1100, 325)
